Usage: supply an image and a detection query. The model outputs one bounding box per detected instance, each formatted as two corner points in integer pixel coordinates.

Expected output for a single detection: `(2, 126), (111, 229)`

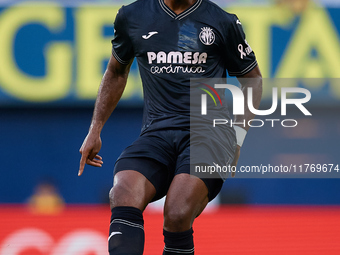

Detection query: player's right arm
(78, 55), (133, 176)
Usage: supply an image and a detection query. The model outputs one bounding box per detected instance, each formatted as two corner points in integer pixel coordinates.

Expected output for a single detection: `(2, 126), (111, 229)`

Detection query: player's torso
(124, 0), (228, 81)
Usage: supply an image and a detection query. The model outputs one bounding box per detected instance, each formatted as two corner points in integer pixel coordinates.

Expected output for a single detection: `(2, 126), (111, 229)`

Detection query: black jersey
(111, 0), (257, 133)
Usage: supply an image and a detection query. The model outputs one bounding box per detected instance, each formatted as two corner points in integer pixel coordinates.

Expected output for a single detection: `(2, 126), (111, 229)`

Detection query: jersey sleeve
(224, 14), (257, 77)
(111, 7), (135, 65)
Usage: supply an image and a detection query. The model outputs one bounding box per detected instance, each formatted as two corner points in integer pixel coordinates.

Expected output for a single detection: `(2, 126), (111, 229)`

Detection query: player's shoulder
(117, 0), (151, 23)
(119, 0), (147, 15)
(202, 0), (239, 25)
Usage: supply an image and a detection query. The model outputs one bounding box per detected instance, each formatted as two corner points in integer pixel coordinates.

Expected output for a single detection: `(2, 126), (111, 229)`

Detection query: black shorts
(114, 129), (230, 202)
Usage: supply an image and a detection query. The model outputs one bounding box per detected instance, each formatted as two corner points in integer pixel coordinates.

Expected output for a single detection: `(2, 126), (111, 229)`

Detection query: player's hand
(231, 145), (241, 177)
(78, 133), (103, 176)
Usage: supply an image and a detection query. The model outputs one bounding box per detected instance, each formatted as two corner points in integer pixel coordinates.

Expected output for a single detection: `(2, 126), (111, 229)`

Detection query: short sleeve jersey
(112, 0), (257, 133)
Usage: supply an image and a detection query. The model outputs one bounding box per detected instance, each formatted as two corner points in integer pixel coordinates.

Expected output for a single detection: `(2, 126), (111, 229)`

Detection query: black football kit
(112, 0), (257, 200)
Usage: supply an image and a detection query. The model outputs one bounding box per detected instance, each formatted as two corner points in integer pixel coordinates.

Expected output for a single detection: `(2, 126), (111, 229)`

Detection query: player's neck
(163, 0), (198, 15)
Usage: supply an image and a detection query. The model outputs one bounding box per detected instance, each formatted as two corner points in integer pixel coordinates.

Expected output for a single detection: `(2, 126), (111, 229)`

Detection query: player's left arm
(230, 65), (262, 175)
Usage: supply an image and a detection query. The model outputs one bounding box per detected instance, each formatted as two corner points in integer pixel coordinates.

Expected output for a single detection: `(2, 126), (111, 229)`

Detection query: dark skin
(79, 0), (262, 232)
(78, 56), (132, 174)
(231, 67), (262, 176)
(164, 0), (198, 14)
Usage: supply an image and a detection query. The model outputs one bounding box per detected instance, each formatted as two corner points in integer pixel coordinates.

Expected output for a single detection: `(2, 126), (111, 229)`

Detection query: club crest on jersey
(199, 27), (215, 46)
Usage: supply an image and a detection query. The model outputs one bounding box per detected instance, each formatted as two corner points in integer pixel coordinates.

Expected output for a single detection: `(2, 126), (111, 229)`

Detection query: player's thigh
(110, 169), (157, 212)
(163, 173), (209, 231)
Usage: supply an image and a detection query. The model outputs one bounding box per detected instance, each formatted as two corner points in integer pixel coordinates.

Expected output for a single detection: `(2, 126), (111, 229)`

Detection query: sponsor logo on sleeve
(238, 40), (253, 59)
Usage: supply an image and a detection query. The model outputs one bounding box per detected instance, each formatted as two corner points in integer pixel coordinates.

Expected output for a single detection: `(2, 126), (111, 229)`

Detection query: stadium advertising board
(1, 206), (340, 255)
(0, 1), (339, 106)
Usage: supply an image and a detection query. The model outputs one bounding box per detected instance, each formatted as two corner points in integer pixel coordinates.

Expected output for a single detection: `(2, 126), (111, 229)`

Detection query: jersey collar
(158, 0), (203, 20)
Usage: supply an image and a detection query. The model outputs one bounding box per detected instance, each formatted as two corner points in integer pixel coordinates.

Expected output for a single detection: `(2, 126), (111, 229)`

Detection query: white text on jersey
(147, 51), (207, 65)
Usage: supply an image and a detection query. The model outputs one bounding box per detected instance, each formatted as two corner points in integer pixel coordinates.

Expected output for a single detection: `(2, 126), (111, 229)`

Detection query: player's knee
(108, 187), (115, 208)
(109, 181), (134, 209)
(164, 207), (193, 232)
